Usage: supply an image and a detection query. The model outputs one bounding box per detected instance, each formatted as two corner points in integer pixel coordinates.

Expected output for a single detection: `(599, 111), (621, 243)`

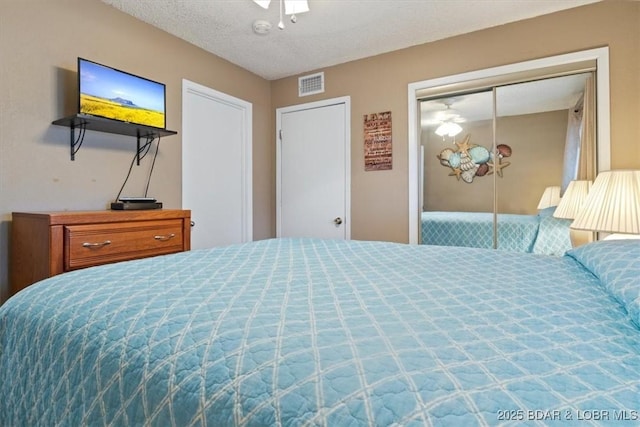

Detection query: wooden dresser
(10, 209), (191, 296)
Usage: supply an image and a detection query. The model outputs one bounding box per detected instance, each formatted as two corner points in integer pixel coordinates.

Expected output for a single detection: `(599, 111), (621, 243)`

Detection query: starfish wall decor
(436, 135), (512, 183)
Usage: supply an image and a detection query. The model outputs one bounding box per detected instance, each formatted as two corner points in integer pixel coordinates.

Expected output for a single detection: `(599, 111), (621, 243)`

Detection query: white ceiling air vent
(298, 72), (324, 97)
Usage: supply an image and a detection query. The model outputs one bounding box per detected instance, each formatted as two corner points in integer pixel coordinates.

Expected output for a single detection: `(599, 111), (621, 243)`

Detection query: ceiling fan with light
(434, 100), (465, 138)
(253, 0), (310, 30)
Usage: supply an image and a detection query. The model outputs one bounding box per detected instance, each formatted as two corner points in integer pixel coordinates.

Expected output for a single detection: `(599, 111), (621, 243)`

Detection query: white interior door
(277, 97), (351, 239)
(182, 79), (252, 249)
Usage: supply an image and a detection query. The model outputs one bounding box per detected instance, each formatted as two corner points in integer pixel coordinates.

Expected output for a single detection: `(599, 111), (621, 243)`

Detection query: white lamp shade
(435, 122), (462, 137)
(537, 186), (561, 210)
(571, 170), (640, 234)
(553, 180), (592, 219)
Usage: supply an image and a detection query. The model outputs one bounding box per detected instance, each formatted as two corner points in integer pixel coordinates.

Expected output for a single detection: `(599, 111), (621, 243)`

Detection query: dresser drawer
(11, 209), (190, 296)
(65, 219), (185, 270)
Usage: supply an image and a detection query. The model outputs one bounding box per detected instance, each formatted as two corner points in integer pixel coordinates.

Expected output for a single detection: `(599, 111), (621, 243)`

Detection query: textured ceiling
(101, 0), (600, 81)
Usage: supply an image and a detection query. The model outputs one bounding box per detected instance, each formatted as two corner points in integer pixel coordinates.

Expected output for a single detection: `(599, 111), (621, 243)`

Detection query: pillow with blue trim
(566, 239), (640, 328)
(537, 206), (557, 217)
(532, 215), (572, 256)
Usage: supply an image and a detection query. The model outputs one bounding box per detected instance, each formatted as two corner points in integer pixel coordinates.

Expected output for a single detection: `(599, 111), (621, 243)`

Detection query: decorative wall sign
(437, 134), (512, 183)
(364, 111), (392, 171)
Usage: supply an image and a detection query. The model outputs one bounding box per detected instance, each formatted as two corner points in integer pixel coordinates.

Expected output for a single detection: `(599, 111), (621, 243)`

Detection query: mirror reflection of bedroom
(420, 72), (596, 255)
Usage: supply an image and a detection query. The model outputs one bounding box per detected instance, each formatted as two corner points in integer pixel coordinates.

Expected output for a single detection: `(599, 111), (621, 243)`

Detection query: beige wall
(423, 111), (568, 215)
(1, 1), (639, 303)
(0, 0), (273, 302)
(271, 0), (640, 243)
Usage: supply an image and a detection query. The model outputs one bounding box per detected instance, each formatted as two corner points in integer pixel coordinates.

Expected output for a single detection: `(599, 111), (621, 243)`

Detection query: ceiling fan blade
(253, 0), (271, 9)
(284, 0), (309, 15)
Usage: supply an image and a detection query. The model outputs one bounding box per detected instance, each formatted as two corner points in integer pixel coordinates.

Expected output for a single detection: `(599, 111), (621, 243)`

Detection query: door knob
(333, 217), (343, 225)
(190, 221), (195, 227)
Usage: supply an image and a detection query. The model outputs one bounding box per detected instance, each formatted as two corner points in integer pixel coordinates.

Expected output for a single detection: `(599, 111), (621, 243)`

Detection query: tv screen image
(78, 58), (166, 129)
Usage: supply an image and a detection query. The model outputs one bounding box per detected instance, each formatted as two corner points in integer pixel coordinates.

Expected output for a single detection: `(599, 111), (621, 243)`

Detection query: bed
(1, 238), (639, 426)
(421, 207), (573, 256)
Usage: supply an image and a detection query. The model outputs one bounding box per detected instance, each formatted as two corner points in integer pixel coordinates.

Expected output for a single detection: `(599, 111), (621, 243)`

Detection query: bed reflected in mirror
(419, 73), (596, 255)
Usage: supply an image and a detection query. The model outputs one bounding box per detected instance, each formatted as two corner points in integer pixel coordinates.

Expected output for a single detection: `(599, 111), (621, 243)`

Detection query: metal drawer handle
(82, 240), (111, 248)
(154, 233), (176, 241)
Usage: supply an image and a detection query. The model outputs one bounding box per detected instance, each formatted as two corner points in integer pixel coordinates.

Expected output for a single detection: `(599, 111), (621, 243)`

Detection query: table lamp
(553, 180), (593, 247)
(570, 170), (640, 240)
(537, 186), (561, 210)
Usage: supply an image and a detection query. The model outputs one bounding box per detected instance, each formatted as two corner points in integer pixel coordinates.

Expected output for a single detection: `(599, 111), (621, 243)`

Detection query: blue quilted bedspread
(421, 211), (572, 256)
(1, 238), (639, 426)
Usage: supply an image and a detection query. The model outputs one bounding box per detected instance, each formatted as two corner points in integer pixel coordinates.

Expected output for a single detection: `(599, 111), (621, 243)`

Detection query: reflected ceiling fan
(253, 0), (309, 30)
(434, 99), (465, 137)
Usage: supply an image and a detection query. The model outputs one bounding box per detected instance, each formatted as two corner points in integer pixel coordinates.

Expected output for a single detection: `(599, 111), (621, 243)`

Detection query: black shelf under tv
(52, 114), (177, 162)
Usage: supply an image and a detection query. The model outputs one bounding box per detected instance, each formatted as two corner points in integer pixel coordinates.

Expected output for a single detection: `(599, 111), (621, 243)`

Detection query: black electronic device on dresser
(111, 197), (162, 210)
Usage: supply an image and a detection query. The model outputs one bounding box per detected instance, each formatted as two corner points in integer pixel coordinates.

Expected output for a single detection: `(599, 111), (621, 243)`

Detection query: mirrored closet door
(419, 72), (597, 255)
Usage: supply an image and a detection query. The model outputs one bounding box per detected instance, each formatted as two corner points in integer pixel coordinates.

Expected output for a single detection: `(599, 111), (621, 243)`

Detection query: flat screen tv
(78, 58), (166, 129)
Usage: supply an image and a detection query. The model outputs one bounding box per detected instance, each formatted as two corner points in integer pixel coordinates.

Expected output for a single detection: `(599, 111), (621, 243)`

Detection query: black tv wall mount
(52, 114), (177, 163)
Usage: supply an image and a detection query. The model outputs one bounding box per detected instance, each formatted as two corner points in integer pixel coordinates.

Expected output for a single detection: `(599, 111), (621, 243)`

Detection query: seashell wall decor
(436, 134), (512, 183)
